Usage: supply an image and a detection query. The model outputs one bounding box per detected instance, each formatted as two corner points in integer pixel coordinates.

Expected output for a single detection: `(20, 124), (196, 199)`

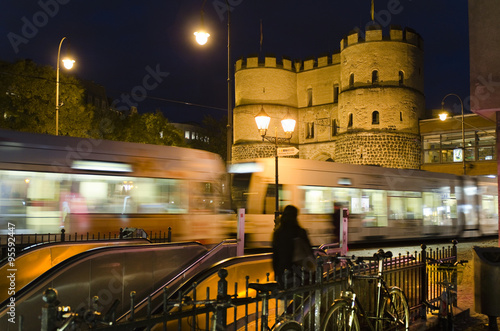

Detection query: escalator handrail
(0, 241), (207, 310)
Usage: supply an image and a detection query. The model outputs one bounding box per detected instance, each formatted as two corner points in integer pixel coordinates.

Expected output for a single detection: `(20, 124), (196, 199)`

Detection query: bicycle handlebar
(333, 249), (394, 265)
(426, 257), (468, 267)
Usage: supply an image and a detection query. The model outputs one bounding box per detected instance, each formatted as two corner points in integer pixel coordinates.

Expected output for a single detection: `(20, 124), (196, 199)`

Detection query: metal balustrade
(34, 241), (459, 330)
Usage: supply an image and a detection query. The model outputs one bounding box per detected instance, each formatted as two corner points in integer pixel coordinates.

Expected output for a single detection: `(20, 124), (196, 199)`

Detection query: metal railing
(0, 227), (171, 260)
(36, 241), (459, 330)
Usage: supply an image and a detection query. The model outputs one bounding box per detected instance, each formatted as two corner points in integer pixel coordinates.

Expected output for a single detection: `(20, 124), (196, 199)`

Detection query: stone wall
(335, 131), (421, 169)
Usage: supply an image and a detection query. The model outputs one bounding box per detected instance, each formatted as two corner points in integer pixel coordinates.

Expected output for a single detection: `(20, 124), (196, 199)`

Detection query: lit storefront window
(422, 129), (495, 164)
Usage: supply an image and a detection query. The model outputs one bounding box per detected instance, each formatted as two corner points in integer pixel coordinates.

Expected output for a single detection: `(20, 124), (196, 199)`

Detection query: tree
(189, 115), (227, 161)
(120, 108), (186, 146)
(0, 59), (93, 136)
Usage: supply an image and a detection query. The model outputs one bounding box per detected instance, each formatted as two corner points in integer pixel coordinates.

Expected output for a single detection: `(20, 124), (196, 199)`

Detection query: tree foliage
(0, 59), (204, 149)
(0, 59), (93, 137)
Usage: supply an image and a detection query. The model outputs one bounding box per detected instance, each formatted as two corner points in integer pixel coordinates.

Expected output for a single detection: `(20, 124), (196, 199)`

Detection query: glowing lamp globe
(194, 31), (210, 45)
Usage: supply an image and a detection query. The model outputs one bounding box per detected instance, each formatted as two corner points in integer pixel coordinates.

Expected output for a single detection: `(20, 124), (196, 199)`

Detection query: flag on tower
(260, 19), (263, 52)
(371, 0), (375, 21)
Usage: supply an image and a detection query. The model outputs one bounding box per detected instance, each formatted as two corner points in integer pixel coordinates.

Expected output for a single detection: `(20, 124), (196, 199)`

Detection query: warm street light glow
(194, 31), (210, 45)
(281, 111), (296, 136)
(56, 37), (75, 136)
(439, 113), (448, 121)
(255, 106), (296, 225)
(195, 0), (232, 162)
(255, 106), (271, 137)
(62, 58), (75, 69)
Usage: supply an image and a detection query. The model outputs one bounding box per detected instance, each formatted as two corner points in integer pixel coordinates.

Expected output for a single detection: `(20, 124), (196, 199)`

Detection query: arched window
(372, 70), (379, 84)
(372, 111), (379, 125)
(332, 119), (338, 136)
(399, 71), (404, 86)
(349, 74), (354, 88)
(348, 114), (353, 128)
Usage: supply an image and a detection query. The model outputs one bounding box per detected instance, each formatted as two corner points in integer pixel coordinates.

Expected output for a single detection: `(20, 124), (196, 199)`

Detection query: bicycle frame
(335, 251), (407, 331)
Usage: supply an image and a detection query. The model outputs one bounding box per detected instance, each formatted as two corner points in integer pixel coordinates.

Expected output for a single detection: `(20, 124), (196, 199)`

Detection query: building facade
(233, 25), (425, 169)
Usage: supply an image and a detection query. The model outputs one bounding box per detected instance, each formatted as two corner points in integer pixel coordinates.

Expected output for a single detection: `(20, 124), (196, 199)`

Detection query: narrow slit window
(307, 88), (313, 107)
(399, 71), (404, 86)
(333, 85), (339, 103)
(307, 122), (315, 138)
(332, 119), (338, 136)
(372, 111), (379, 125)
(349, 74), (354, 88)
(372, 70), (379, 84)
(348, 114), (353, 128)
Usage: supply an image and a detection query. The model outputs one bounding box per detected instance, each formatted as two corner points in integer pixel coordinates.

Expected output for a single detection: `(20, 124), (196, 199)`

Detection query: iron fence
(36, 241), (459, 330)
(0, 227), (171, 260)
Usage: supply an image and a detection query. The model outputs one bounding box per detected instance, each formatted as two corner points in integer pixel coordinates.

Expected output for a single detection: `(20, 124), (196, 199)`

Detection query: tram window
(422, 191), (456, 226)
(361, 189), (387, 227)
(388, 191), (423, 221)
(481, 194), (498, 219)
(264, 184), (286, 214)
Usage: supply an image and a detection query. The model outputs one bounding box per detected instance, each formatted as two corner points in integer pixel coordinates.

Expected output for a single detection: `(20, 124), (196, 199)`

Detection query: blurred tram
(0, 129), (232, 243)
(229, 158), (498, 247)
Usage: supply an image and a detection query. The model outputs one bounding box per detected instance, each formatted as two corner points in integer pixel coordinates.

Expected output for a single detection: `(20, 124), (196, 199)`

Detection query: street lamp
(194, 0), (232, 162)
(255, 106), (296, 224)
(56, 37), (75, 136)
(440, 93), (466, 175)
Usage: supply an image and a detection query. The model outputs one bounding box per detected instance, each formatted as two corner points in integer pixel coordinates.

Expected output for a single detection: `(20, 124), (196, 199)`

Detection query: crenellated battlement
(235, 25), (421, 74)
(340, 25), (423, 51)
(235, 52), (341, 73)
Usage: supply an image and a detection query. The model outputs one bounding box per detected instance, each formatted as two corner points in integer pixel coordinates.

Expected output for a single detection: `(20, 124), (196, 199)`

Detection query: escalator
(0, 240), (238, 330)
(0, 238), (150, 304)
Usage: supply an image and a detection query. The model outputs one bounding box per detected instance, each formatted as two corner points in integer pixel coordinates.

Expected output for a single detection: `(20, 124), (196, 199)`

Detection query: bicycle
(248, 281), (303, 331)
(320, 249), (410, 331)
(424, 258), (468, 331)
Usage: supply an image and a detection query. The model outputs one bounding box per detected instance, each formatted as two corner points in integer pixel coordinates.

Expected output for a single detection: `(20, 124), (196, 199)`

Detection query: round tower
(335, 25), (425, 169)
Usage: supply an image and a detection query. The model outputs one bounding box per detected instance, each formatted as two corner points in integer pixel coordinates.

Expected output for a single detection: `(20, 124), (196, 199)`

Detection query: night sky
(0, 0), (469, 124)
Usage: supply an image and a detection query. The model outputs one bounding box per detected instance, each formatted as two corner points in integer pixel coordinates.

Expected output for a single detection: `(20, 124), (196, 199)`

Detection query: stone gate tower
(232, 25), (425, 169)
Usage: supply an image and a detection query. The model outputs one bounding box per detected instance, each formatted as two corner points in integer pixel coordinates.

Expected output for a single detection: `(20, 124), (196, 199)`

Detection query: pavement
(410, 238), (500, 331)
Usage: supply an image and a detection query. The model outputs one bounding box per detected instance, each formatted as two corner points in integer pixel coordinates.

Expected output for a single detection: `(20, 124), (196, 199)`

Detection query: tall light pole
(440, 93), (465, 175)
(194, 0), (232, 163)
(255, 106), (296, 224)
(56, 37), (75, 136)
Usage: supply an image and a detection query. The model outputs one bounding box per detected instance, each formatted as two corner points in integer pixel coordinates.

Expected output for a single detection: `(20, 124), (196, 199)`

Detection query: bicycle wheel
(274, 320), (303, 331)
(379, 287), (410, 330)
(320, 299), (360, 331)
(440, 296), (454, 331)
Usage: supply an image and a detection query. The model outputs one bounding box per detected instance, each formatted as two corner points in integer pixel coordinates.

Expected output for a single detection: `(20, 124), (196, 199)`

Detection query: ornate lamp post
(440, 93), (465, 175)
(56, 37), (75, 136)
(255, 106), (296, 224)
(194, 0), (232, 162)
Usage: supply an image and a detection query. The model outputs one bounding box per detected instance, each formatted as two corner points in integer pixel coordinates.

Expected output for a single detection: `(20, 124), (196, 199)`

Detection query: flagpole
(371, 0), (374, 21)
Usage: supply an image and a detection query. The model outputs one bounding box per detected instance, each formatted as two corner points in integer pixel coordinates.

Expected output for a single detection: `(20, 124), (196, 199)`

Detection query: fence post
(119, 228), (123, 240)
(451, 239), (458, 262)
(314, 259), (323, 329)
(216, 268), (229, 330)
(41, 288), (59, 331)
(168, 227), (172, 242)
(420, 244), (428, 320)
(60, 228), (65, 242)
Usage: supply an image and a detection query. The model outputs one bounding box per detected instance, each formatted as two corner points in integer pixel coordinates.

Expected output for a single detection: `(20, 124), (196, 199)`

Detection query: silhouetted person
(332, 202), (342, 243)
(272, 205), (313, 287)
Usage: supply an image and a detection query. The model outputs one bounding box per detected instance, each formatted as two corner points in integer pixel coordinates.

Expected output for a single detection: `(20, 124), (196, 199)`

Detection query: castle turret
(335, 25), (424, 168)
